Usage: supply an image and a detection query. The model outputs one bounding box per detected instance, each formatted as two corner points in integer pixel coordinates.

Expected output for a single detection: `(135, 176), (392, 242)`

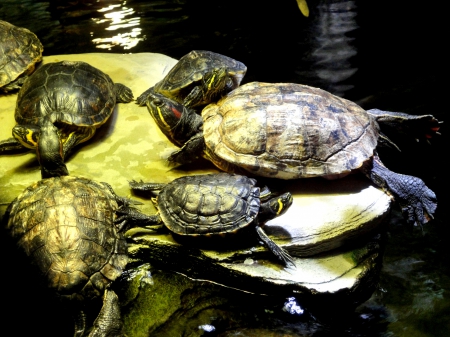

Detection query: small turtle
(0, 60), (133, 178)
(3, 176), (147, 337)
(0, 20), (43, 93)
(142, 83), (441, 227)
(136, 50), (247, 109)
(125, 173), (295, 268)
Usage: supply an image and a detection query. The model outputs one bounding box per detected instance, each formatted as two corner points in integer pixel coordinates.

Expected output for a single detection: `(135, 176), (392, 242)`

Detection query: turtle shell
(202, 82), (380, 179)
(5, 176), (128, 303)
(157, 173), (261, 235)
(15, 60), (117, 127)
(0, 20), (43, 92)
(154, 50), (247, 104)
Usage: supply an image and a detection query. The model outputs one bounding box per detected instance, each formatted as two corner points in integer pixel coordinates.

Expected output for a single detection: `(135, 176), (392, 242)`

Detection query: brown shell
(0, 20), (43, 90)
(5, 176), (128, 303)
(15, 61), (117, 127)
(202, 82), (380, 179)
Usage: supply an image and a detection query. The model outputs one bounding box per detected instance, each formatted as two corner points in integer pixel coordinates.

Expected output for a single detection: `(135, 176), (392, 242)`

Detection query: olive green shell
(0, 20), (43, 91)
(157, 173), (260, 235)
(15, 60), (117, 127)
(5, 176), (128, 303)
(202, 82), (380, 179)
(154, 50), (247, 102)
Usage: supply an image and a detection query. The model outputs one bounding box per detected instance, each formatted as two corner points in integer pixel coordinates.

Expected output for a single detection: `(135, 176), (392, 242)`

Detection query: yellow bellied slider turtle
(0, 60), (133, 178)
(0, 20), (43, 93)
(143, 82), (441, 227)
(3, 176), (147, 337)
(127, 172), (295, 268)
(136, 50), (247, 109)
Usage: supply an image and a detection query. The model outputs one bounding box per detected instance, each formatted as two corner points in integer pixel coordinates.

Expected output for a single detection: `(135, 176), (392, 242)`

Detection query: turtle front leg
(136, 86), (155, 106)
(255, 226), (296, 268)
(88, 289), (125, 337)
(62, 126), (96, 159)
(0, 137), (28, 152)
(363, 154), (437, 226)
(115, 205), (163, 231)
(114, 83), (134, 103)
(168, 134), (206, 165)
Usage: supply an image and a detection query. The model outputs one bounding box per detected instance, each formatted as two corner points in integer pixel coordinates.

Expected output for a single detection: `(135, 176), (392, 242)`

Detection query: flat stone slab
(0, 53), (391, 309)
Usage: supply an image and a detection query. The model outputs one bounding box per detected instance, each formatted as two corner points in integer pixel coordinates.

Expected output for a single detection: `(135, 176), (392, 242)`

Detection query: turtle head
(12, 124), (41, 149)
(259, 192), (293, 222)
(14, 121), (69, 178)
(184, 67), (234, 108)
(146, 92), (203, 147)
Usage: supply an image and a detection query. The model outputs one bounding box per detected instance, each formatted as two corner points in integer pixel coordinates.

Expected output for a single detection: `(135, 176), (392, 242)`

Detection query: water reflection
(91, 1), (143, 50)
(296, 0), (358, 96)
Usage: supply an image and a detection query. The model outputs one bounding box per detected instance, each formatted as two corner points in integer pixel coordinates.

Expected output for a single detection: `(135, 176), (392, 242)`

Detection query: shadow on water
(0, 0), (448, 336)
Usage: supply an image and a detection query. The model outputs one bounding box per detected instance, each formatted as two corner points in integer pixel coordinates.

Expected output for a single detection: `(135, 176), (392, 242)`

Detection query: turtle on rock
(0, 20), (43, 93)
(0, 60), (133, 178)
(136, 50), (247, 109)
(125, 173), (295, 268)
(3, 176), (151, 337)
(142, 82), (441, 227)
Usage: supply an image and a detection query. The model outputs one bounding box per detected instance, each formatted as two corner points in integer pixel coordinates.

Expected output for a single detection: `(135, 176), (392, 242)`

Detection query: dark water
(1, 0), (448, 336)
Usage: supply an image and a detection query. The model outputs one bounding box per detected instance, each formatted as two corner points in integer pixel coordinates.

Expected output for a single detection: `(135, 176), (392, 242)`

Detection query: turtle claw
(397, 178), (437, 226)
(115, 83), (134, 103)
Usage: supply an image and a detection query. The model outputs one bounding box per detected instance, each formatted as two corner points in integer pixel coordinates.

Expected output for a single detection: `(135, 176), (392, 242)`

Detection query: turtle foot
(397, 175), (437, 227)
(115, 83), (134, 103)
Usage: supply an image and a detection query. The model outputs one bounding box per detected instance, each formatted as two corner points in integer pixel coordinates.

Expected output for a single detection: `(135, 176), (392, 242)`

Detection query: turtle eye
(153, 97), (162, 106)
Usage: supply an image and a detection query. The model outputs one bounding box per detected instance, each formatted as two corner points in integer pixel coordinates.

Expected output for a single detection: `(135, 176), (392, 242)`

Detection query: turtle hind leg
(114, 83), (134, 103)
(255, 226), (296, 269)
(363, 154), (437, 226)
(367, 108), (442, 143)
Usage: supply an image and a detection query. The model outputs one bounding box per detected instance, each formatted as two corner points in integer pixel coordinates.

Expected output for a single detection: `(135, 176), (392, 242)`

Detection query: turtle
(125, 172), (295, 268)
(0, 20), (43, 93)
(2, 175), (148, 337)
(142, 82), (441, 227)
(0, 60), (133, 178)
(136, 50), (247, 109)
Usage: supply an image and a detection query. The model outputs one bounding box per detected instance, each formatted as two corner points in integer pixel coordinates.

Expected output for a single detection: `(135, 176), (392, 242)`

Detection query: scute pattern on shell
(0, 20), (43, 88)
(15, 61), (116, 127)
(5, 176), (128, 303)
(157, 173), (260, 235)
(202, 82), (380, 179)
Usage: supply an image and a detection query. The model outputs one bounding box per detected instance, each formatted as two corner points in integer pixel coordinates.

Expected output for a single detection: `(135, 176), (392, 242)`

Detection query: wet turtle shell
(5, 176), (128, 303)
(157, 173), (262, 235)
(0, 20), (43, 92)
(1, 60), (133, 178)
(129, 173), (295, 267)
(143, 82), (439, 226)
(137, 50), (247, 108)
(202, 81), (379, 179)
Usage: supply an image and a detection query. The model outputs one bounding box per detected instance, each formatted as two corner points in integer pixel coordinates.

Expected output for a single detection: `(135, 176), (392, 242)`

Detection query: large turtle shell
(202, 82), (380, 179)
(154, 50), (247, 103)
(15, 60), (117, 127)
(0, 20), (43, 92)
(5, 176), (128, 303)
(157, 173), (260, 236)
